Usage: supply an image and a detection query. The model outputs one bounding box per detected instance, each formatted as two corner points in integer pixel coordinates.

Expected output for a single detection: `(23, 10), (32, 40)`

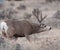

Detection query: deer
(0, 8), (51, 41)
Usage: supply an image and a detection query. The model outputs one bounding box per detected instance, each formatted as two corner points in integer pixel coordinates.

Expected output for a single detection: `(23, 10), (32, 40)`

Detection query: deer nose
(49, 27), (51, 30)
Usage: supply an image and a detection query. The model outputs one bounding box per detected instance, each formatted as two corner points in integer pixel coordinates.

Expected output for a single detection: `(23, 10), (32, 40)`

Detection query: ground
(0, 0), (60, 50)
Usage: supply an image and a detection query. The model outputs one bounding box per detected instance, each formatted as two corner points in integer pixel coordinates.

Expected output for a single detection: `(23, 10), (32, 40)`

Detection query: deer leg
(2, 31), (7, 38)
(5, 32), (14, 40)
(25, 34), (31, 42)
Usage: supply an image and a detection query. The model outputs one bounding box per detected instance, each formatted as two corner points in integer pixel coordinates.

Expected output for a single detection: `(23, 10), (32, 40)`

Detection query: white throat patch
(0, 21), (8, 33)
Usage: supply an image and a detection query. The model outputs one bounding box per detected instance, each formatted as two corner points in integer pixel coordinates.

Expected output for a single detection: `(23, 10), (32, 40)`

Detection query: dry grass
(0, 0), (60, 50)
(0, 29), (60, 50)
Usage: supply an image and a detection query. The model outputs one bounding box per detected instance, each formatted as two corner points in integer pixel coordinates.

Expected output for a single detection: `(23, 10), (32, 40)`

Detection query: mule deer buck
(0, 8), (51, 41)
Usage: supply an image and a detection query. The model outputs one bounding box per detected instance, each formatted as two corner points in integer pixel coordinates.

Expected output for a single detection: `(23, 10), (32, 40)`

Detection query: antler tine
(40, 10), (43, 23)
(39, 10), (47, 23)
(39, 14), (47, 28)
(40, 14), (47, 23)
(32, 8), (40, 23)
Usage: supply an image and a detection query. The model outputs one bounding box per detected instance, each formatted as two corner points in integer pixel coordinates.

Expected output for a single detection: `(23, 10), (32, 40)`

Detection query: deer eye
(44, 25), (46, 27)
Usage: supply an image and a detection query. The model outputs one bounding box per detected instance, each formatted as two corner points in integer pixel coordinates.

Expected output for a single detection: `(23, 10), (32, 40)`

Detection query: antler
(32, 8), (47, 28)
(32, 8), (47, 24)
(40, 12), (47, 23)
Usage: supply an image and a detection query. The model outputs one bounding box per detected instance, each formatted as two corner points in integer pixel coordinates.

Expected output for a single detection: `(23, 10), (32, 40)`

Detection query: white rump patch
(0, 21), (8, 33)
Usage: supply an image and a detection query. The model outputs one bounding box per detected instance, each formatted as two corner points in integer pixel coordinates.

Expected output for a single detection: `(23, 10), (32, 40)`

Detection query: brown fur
(2, 19), (48, 40)
(3, 20), (33, 40)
